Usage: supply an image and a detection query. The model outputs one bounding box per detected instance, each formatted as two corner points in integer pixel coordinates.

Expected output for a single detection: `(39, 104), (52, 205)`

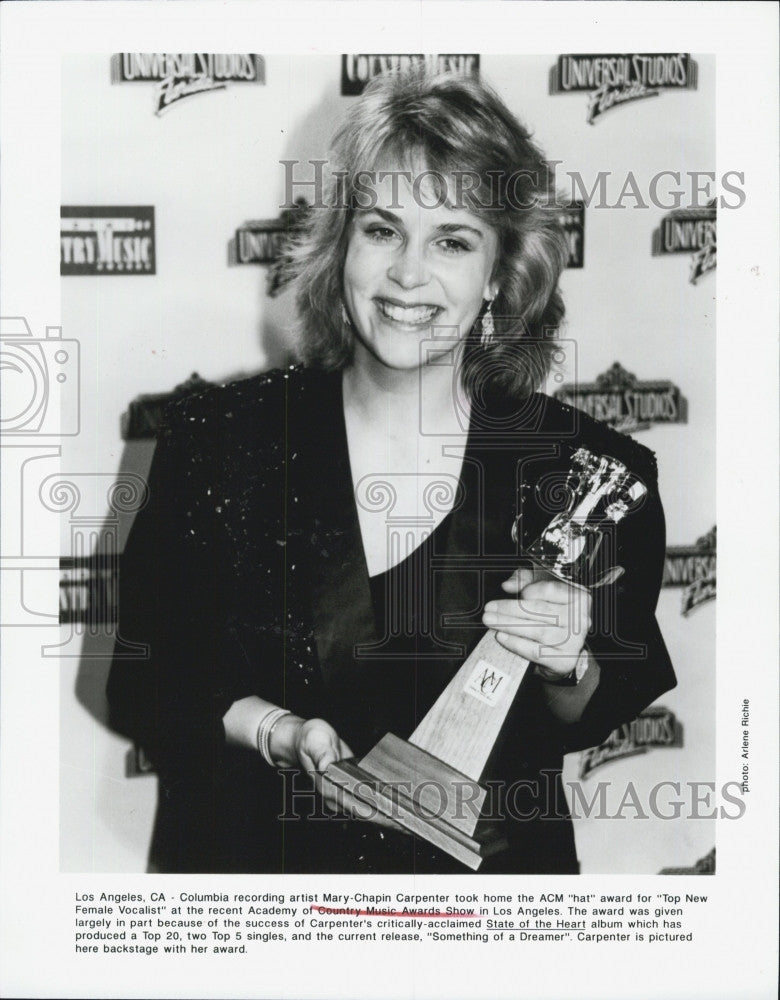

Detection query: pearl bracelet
(256, 707), (291, 767)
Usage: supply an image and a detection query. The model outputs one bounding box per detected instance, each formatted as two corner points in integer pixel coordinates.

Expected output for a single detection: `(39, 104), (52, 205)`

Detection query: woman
(108, 69), (675, 874)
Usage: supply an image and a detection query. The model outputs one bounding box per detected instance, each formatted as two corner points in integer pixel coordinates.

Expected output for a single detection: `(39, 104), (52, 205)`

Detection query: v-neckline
(338, 370), (474, 579)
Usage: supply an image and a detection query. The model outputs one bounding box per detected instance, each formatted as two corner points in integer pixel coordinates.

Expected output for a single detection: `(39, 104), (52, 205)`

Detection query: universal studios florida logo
(110, 54), (266, 115)
(550, 53), (698, 123)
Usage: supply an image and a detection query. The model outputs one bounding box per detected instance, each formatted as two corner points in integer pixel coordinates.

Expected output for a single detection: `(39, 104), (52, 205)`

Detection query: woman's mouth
(375, 298), (442, 327)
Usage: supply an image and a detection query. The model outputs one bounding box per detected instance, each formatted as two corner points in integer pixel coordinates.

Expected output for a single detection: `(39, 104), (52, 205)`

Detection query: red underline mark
(311, 905), (481, 920)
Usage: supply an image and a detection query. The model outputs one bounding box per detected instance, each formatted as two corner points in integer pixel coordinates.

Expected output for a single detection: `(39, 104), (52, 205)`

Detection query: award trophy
(323, 447), (647, 869)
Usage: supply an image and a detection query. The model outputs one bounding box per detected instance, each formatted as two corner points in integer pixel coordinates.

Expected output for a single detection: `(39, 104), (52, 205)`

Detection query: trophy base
(323, 734), (508, 871)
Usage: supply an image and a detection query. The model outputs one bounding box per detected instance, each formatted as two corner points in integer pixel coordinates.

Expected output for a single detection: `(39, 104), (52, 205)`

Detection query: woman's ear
(483, 282), (498, 303)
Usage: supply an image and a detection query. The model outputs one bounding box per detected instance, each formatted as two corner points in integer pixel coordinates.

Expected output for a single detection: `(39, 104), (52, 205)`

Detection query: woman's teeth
(377, 300), (440, 324)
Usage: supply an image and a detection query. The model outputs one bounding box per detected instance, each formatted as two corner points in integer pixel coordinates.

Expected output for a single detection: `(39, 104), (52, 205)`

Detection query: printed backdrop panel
(59, 52), (715, 873)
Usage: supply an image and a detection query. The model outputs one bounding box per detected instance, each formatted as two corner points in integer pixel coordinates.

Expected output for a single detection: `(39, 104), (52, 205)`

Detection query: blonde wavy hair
(290, 67), (567, 398)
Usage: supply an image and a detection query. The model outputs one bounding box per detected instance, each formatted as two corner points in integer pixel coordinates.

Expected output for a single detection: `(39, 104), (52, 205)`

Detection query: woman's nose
(387, 240), (429, 288)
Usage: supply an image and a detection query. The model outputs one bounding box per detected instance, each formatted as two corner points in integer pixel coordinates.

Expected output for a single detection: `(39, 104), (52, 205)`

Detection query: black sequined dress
(107, 368), (675, 873)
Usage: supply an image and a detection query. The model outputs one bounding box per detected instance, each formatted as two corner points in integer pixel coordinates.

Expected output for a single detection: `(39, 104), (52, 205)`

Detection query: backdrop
(57, 52), (716, 874)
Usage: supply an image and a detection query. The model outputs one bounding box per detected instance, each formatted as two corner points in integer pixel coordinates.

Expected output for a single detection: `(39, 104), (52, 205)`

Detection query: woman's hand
(271, 715), (403, 830)
(482, 566), (592, 680)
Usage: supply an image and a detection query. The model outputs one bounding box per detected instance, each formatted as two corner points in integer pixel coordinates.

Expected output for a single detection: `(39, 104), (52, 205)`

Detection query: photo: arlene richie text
(740, 698), (750, 794)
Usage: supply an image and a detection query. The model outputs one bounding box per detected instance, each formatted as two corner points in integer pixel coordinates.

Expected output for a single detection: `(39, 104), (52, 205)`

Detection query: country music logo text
(342, 54), (479, 96)
(60, 207), (156, 276)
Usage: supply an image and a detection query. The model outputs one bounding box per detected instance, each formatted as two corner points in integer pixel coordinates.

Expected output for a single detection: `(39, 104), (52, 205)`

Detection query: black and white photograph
(65, 49), (714, 878)
(0, 3), (777, 999)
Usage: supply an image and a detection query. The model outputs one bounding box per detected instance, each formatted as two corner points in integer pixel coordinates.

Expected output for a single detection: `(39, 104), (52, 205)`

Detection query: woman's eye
(438, 237), (470, 254)
(365, 225), (397, 242)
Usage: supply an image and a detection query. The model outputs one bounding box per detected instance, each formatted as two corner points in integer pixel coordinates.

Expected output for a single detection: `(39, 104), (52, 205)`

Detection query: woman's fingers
(521, 578), (590, 604)
(492, 631), (546, 661)
(485, 621), (558, 648)
(501, 568), (589, 606)
(483, 600), (561, 649)
(296, 718), (344, 774)
(313, 749), (405, 831)
(500, 567), (538, 594)
(492, 630), (577, 677)
(486, 573), (591, 677)
(489, 577), (592, 636)
(294, 720), (406, 831)
(484, 597), (559, 625)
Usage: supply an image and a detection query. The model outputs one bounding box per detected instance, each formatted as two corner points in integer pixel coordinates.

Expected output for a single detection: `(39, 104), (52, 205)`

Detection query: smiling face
(342, 169), (498, 373)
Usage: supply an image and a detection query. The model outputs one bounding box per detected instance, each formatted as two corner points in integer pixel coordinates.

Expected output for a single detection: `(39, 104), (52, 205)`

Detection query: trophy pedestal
(323, 630), (528, 870)
(324, 734), (507, 870)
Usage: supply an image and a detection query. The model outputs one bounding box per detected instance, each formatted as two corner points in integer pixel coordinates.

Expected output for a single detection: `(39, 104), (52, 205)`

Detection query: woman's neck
(341, 346), (472, 577)
(342, 346), (470, 437)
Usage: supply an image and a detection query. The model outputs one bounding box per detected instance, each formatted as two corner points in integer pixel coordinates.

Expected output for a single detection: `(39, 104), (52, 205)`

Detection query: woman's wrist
(222, 696), (306, 768)
(266, 712), (304, 768)
(256, 707), (291, 765)
(534, 648), (590, 686)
